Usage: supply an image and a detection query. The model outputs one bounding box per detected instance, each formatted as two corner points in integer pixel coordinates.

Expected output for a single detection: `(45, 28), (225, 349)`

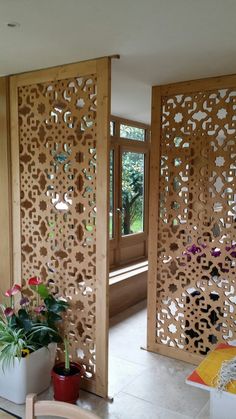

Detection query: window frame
(109, 115), (150, 268)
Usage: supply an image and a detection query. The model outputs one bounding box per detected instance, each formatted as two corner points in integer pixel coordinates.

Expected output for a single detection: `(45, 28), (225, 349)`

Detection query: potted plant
(51, 337), (85, 404)
(0, 277), (69, 404)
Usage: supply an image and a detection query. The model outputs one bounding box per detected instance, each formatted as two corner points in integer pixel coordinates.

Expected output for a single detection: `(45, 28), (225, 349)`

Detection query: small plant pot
(52, 362), (85, 404)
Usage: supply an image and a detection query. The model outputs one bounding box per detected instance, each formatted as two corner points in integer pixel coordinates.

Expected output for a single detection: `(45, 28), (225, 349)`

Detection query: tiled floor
(0, 300), (210, 418)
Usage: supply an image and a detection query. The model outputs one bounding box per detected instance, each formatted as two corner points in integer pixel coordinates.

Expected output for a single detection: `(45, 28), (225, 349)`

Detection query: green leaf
(37, 284), (49, 298)
(47, 312), (62, 322)
(18, 309), (30, 320)
(44, 296), (68, 314)
(16, 310), (33, 332)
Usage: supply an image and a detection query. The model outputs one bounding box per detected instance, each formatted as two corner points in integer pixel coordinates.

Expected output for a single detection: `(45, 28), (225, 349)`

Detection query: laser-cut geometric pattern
(157, 90), (236, 356)
(18, 76), (97, 383)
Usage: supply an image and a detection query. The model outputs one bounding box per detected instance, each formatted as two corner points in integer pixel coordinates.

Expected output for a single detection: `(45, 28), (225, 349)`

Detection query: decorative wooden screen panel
(148, 77), (236, 364)
(10, 59), (110, 396)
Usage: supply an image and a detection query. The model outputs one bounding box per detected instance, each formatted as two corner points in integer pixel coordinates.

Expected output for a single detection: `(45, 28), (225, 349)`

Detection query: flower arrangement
(216, 356), (236, 392)
(0, 277), (69, 370)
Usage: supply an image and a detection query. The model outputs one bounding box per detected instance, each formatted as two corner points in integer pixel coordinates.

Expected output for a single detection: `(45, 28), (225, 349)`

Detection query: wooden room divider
(148, 75), (236, 364)
(10, 58), (110, 397)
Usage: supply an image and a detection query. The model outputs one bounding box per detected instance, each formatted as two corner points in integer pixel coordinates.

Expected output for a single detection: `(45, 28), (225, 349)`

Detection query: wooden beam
(147, 86), (161, 351)
(159, 73), (236, 95)
(0, 77), (12, 295)
(10, 55), (118, 88)
(10, 77), (21, 287)
(95, 57), (111, 397)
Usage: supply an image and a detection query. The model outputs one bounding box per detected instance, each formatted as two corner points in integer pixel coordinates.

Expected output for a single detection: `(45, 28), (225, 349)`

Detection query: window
(109, 150), (114, 239)
(122, 151), (144, 235)
(109, 116), (150, 268)
(120, 124), (145, 141)
(110, 121), (115, 136)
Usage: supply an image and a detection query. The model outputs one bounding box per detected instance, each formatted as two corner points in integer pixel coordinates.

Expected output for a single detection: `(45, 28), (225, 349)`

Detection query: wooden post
(0, 77), (12, 295)
(95, 57), (111, 397)
(10, 77), (21, 286)
(147, 86), (161, 351)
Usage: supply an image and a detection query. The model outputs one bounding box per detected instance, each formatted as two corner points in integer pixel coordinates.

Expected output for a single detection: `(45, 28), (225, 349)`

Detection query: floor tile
(97, 391), (192, 419)
(109, 302), (209, 418)
(38, 386), (105, 418)
(195, 401), (210, 419)
(109, 301), (163, 368)
(108, 355), (146, 396)
(76, 389), (105, 413)
(0, 399), (25, 418)
(121, 359), (209, 417)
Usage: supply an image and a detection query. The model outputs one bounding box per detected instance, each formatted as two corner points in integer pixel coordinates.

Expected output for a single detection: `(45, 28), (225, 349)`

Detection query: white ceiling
(1, 0), (236, 124)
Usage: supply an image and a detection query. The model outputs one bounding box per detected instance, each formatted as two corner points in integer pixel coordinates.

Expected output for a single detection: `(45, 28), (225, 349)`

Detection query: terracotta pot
(52, 362), (84, 404)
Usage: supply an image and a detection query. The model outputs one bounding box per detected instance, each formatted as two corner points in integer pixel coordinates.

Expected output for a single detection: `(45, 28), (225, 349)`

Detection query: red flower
(28, 277), (43, 286)
(34, 305), (46, 314)
(4, 284), (21, 297)
(4, 307), (14, 317)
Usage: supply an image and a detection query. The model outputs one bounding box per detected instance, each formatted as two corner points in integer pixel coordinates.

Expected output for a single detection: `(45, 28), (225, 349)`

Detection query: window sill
(109, 261), (148, 317)
(109, 260), (148, 285)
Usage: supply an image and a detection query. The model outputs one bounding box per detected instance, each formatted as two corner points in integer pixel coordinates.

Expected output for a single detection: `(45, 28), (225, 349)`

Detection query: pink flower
(34, 304), (46, 314)
(4, 307), (14, 317)
(4, 284), (21, 297)
(28, 277), (43, 286)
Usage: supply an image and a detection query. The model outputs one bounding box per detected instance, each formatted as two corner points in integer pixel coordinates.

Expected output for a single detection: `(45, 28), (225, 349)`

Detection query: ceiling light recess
(6, 22), (20, 28)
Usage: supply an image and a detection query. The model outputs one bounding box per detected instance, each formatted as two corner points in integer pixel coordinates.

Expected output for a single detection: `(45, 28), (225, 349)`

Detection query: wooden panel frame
(148, 74), (236, 365)
(147, 86), (161, 353)
(0, 77), (12, 294)
(160, 73), (236, 96)
(10, 57), (110, 397)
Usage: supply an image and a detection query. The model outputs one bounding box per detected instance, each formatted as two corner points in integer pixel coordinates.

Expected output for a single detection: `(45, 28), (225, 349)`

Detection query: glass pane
(109, 150), (114, 238)
(110, 121), (115, 136)
(122, 152), (144, 235)
(120, 124), (145, 141)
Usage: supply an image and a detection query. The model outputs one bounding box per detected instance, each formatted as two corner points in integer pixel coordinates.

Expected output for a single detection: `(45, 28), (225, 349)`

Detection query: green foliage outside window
(122, 152), (144, 235)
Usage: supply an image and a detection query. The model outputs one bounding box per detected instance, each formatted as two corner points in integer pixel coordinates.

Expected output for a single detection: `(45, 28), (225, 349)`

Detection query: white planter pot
(0, 342), (57, 404)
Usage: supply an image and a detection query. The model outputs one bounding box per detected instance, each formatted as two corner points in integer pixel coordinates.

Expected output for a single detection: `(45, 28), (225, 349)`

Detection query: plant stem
(36, 285), (39, 307)
(64, 338), (70, 371)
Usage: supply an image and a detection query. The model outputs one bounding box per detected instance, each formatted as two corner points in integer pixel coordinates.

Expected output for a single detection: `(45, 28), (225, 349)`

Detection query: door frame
(109, 115), (150, 268)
